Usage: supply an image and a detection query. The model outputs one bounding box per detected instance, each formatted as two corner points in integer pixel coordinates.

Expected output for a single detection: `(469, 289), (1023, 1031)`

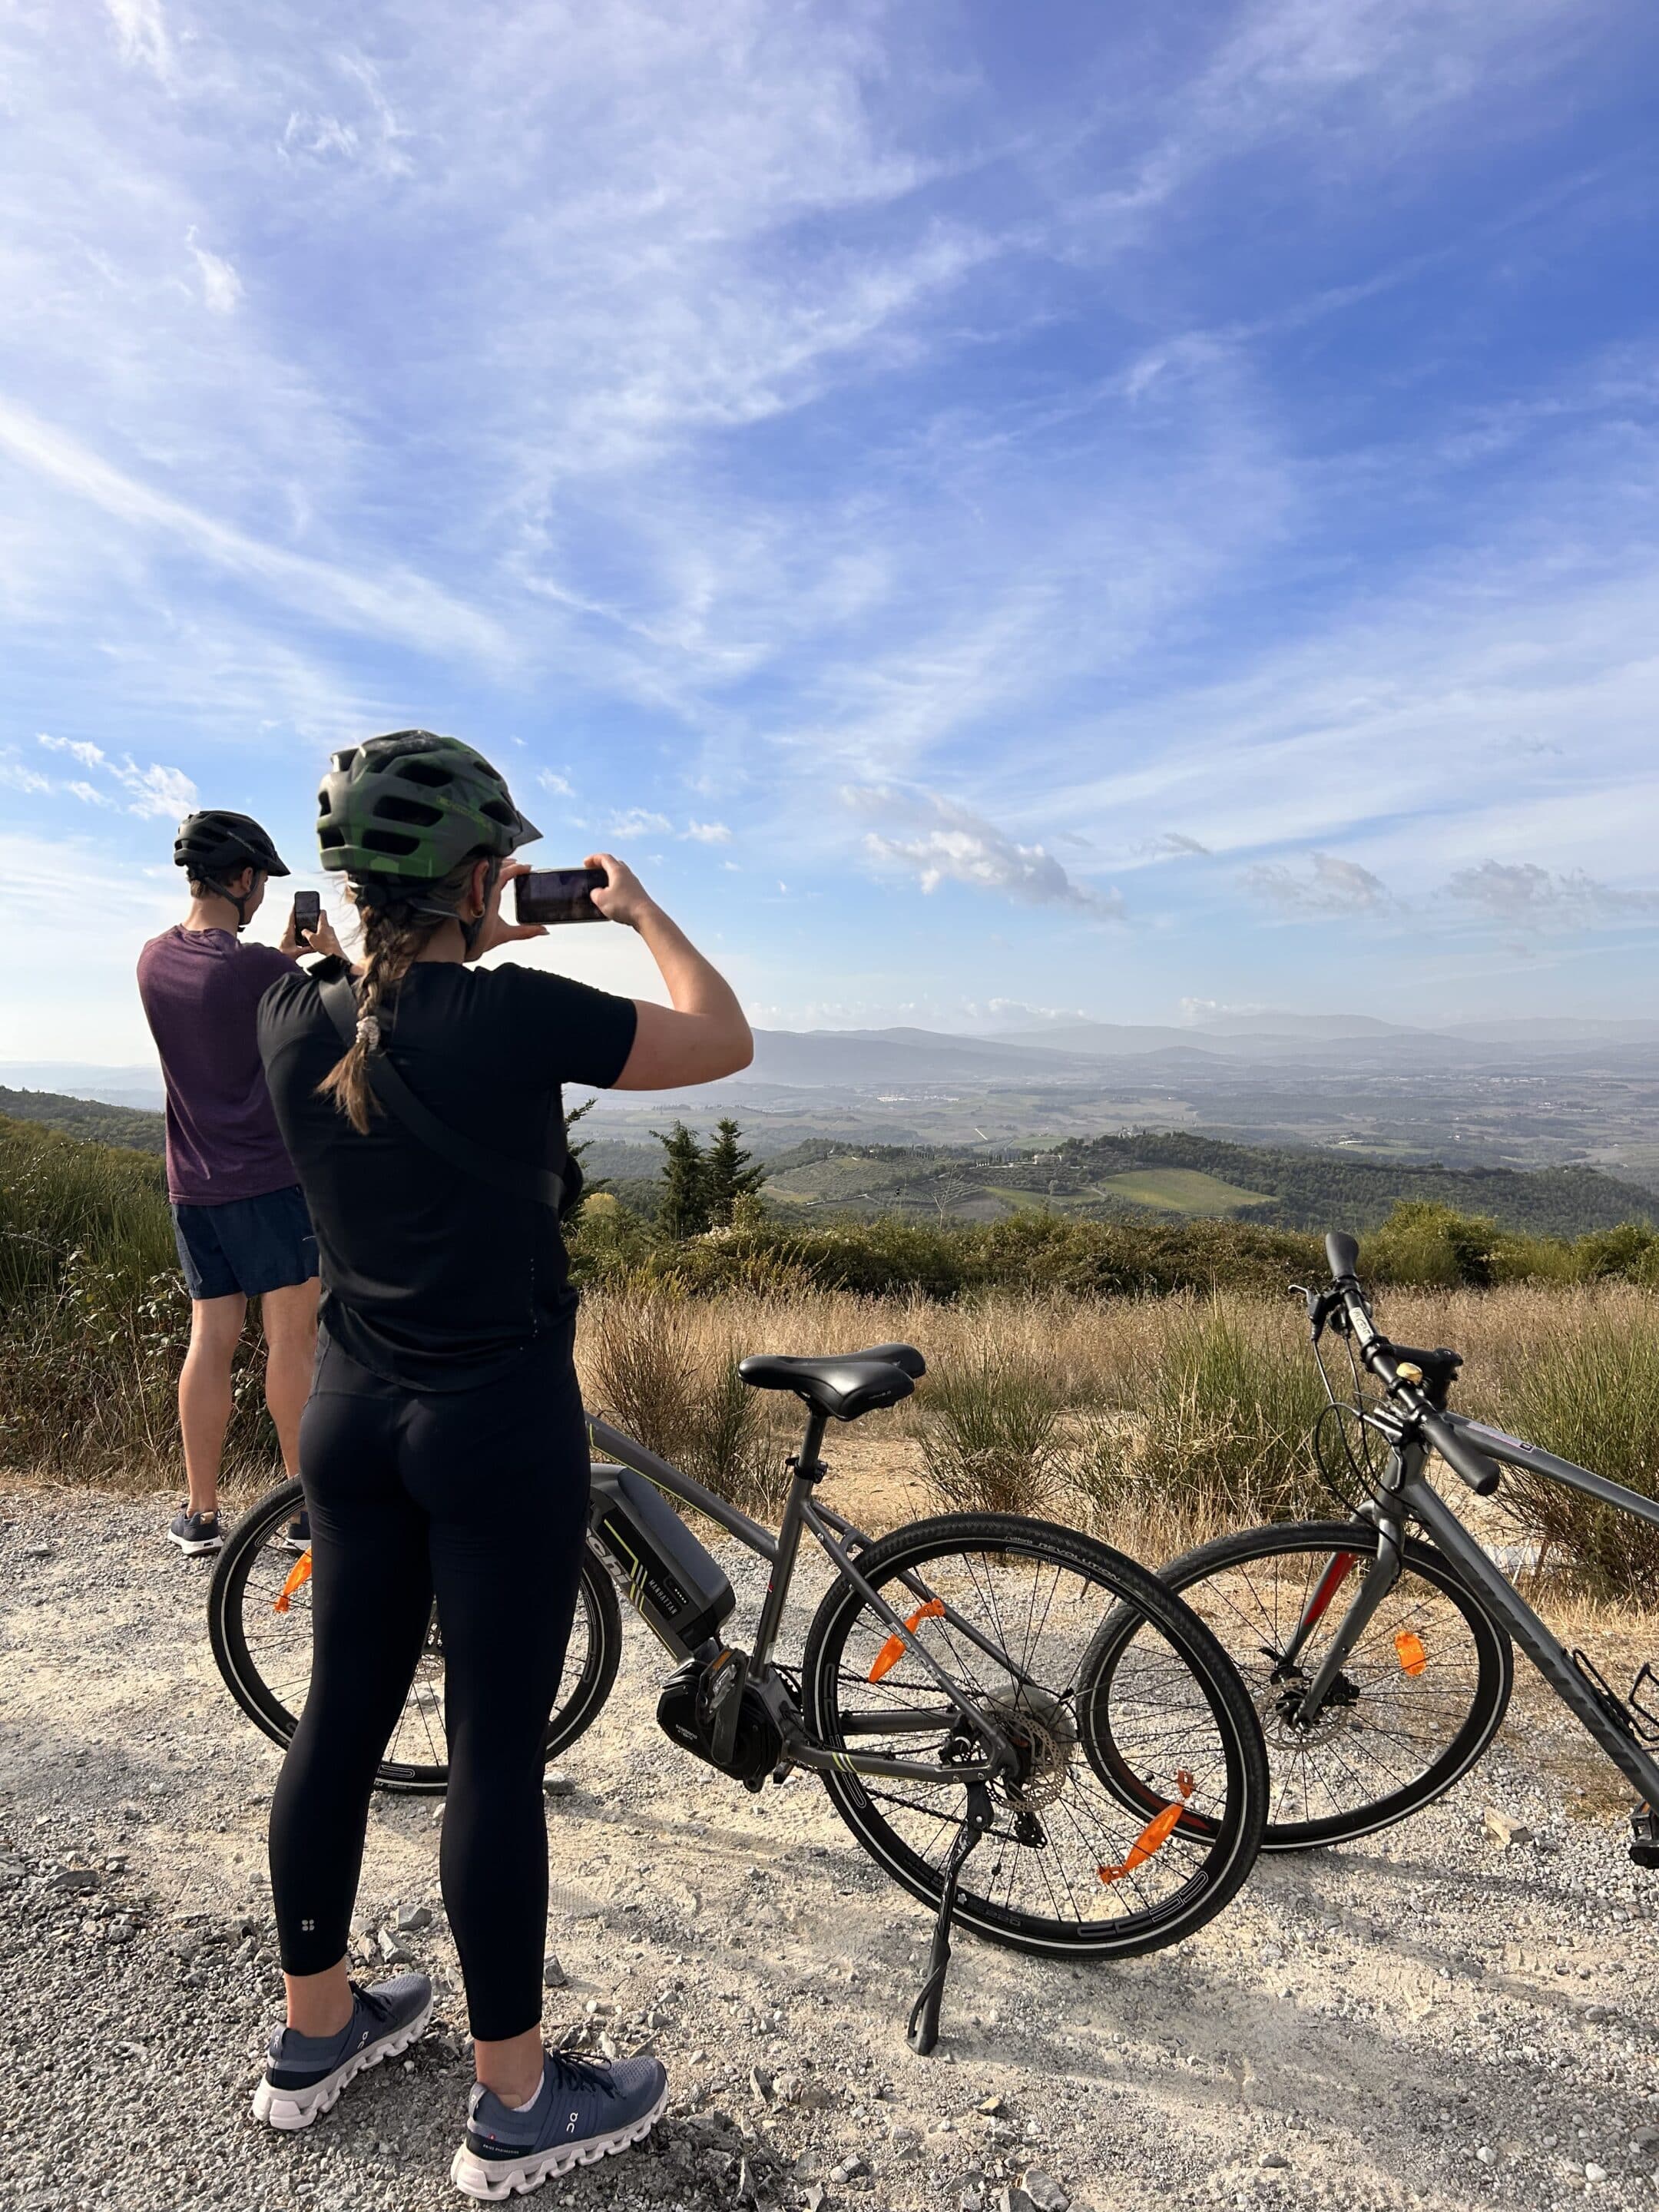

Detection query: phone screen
(291, 891), (321, 941)
(513, 867), (607, 925)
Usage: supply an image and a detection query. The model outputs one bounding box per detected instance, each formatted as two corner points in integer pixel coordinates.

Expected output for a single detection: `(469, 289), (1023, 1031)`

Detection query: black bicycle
(1157, 1231), (1659, 1860)
(210, 1339), (1267, 2049)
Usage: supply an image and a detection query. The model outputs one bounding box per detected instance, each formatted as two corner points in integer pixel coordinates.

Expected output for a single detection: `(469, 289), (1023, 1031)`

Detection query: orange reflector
(1394, 1630), (1428, 1677)
(868, 1598), (946, 1683)
(273, 1549), (313, 1614)
(1097, 1801), (1184, 1886)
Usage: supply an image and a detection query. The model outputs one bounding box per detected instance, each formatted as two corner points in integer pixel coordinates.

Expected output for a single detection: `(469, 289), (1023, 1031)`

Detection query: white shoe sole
(449, 2080), (669, 2200)
(167, 1532), (223, 1556)
(251, 1997), (434, 2131)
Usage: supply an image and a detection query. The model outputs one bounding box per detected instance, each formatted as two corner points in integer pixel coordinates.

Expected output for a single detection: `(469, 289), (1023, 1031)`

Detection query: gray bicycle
(1158, 1230), (1659, 1861)
(210, 1339), (1268, 2051)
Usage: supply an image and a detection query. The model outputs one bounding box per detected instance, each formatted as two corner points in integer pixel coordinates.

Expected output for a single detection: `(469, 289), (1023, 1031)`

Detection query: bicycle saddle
(737, 1347), (919, 1421)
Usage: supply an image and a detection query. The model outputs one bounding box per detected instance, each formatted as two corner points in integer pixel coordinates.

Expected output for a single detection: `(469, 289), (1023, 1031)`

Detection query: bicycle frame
(1288, 1414), (1659, 1806)
(587, 1411), (1021, 1789)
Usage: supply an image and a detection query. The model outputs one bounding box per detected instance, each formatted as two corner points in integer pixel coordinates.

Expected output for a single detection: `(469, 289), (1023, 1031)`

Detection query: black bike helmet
(174, 810), (291, 884)
(316, 731), (539, 883)
(174, 810), (290, 927)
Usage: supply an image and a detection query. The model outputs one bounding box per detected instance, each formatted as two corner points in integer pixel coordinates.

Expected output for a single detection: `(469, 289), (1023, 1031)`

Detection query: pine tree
(654, 1121), (712, 1239)
(561, 1095), (604, 1227)
(704, 1117), (767, 1228)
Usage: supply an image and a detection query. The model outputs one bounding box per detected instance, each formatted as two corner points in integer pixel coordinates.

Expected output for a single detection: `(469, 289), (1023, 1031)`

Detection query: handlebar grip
(1326, 1230), (1360, 1280)
(1423, 1412), (1501, 1498)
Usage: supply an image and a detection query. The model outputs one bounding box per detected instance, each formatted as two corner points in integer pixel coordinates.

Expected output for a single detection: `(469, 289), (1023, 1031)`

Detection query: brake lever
(1298, 1286), (1347, 1343)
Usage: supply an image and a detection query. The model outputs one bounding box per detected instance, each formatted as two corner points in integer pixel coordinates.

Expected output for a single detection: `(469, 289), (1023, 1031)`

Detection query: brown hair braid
(317, 854), (485, 1134)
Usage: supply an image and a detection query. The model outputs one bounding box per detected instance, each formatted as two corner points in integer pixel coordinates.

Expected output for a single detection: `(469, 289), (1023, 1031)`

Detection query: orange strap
(867, 1598), (946, 1683)
(273, 1550), (313, 1614)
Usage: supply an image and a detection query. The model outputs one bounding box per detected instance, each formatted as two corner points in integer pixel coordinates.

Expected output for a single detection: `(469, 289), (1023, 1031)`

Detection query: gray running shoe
(253, 1972), (432, 2131)
(451, 2049), (668, 2200)
(167, 1505), (223, 1556)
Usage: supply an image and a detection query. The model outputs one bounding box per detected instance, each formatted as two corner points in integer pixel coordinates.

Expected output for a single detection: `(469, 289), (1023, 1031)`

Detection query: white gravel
(2, 1482), (1658, 2212)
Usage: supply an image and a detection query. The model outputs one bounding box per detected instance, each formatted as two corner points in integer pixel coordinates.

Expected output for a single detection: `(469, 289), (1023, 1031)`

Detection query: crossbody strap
(317, 973), (566, 1214)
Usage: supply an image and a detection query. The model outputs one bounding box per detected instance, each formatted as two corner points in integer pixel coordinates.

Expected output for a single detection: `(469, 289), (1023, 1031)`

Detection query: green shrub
(1071, 1298), (1327, 1533)
(1364, 1202), (1497, 1288)
(915, 1349), (1062, 1516)
(1495, 1310), (1659, 1604)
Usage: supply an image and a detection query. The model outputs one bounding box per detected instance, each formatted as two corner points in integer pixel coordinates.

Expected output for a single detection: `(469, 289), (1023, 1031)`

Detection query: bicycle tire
(801, 1512), (1267, 1959)
(207, 1476), (624, 1793)
(1154, 1518), (1513, 1849)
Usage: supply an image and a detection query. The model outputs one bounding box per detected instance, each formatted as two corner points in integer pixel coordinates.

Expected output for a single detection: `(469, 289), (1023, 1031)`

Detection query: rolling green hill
(0, 1088), (164, 1155)
(760, 1128), (1657, 1237)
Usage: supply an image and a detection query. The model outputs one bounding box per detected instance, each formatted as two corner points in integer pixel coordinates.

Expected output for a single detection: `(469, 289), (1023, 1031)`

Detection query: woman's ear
(470, 859), (492, 918)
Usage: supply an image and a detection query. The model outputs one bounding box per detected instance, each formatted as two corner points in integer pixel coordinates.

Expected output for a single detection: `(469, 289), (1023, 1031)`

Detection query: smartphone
(290, 890), (321, 943)
(514, 867), (607, 926)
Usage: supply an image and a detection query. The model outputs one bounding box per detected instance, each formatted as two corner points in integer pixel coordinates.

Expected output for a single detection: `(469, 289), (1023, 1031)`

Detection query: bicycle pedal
(1631, 1808), (1659, 1869)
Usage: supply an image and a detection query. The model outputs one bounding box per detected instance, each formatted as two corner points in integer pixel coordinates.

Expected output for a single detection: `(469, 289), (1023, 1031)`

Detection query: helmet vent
(397, 760), (453, 790)
(374, 795), (445, 828)
(319, 826), (346, 850)
(480, 799), (520, 828)
(360, 828), (422, 856)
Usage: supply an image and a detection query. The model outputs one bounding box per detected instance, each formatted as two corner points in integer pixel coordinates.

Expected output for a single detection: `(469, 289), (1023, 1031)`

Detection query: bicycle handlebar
(1321, 1230), (1501, 1497)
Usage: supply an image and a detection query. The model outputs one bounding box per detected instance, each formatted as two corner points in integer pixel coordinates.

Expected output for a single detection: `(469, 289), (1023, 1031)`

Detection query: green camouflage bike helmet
(316, 731), (540, 886)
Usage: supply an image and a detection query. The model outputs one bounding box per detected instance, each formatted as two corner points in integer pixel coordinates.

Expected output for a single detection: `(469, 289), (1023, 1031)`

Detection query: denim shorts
(171, 1184), (319, 1302)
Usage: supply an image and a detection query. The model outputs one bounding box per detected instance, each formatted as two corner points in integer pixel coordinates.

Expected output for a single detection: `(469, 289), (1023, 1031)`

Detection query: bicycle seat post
(750, 1407), (830, 1674)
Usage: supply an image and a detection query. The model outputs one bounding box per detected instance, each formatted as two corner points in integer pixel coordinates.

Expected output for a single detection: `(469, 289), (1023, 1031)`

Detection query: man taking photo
(137, 810), (336, 1554)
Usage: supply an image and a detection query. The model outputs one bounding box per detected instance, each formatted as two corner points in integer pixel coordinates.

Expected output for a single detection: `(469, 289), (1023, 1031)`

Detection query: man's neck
(183, 895), (243, 934)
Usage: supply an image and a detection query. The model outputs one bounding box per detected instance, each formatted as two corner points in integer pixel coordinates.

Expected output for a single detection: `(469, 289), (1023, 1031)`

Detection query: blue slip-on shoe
(252, 1972), (432, 2131)
(280, 1508), (311, 1553)
(451, 2049), (668, 2200)
(167, 1505), (223, 1556)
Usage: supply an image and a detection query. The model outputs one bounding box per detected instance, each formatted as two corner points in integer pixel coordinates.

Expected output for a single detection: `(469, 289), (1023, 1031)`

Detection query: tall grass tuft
(916, 1349), (1062, 1516)
(1494, 1310), (1659, 1605)
(1070, 1296), (1327, 1538)
(580, 1293), (788, 1518)
(0, 1119), (277, 1487)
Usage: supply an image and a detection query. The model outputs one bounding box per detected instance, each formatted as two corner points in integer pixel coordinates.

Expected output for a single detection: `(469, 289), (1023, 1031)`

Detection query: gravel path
(2, 1482), (1658, 2212)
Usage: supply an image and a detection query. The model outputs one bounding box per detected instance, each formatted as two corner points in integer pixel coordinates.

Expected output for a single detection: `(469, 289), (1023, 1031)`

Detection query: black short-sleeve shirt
(259, 958), (637, 1390)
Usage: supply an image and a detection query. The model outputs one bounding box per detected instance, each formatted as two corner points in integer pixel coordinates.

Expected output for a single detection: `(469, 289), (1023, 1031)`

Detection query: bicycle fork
(1277, 1510), (1405, 1727)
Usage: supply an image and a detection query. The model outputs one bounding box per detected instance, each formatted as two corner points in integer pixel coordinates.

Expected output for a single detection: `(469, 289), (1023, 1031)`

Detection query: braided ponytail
(317, 854), (485, 1134)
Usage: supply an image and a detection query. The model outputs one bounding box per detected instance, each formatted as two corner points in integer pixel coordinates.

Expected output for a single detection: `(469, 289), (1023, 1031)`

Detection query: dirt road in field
(2, 1480), (1657, 2212)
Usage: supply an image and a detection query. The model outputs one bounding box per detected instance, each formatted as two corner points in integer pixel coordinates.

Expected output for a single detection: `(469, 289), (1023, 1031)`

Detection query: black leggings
(269, 1331), (589, 2041)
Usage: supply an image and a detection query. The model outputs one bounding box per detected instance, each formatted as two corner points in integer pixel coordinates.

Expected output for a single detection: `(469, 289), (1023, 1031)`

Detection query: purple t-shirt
(136, 927), (300, 1206)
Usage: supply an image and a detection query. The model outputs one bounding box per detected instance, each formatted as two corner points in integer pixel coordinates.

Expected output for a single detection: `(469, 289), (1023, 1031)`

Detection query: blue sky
(5, 0), (1659, 1061)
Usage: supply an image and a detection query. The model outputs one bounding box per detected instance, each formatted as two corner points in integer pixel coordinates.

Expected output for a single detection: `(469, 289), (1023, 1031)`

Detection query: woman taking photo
(252, 730), (752, 2199)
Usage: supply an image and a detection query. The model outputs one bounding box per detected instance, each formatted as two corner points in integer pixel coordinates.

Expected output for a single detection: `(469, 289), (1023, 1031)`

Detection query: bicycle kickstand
(906, 1780), (993, 2058)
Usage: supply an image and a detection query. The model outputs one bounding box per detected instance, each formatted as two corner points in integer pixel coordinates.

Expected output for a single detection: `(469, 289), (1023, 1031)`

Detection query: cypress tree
(704, 1117), (767, 1228)
(654, 1122), (712, 1239)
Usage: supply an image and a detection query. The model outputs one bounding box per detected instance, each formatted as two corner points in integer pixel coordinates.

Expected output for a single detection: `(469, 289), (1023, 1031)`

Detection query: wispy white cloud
(38, 733), (196, 818)
(186, 227), (243, 315)
(850, 785), (1122, 916)
(1244, 852), (1392, 915)
(684, 820), (732, 844)
(1446, 859), (1659, 927)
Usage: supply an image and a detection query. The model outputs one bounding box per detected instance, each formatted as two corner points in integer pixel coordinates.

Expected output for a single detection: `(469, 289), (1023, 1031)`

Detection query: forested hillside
(0, 1088), (164, 1155)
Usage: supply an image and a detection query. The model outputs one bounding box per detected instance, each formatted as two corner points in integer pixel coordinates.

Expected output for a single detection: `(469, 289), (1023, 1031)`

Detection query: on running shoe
(253, 1972), (432, 2131)
(451, 2049), (667, 2201)
(167, 1506), (224, 1556)
(280, 1509), (311, 1554)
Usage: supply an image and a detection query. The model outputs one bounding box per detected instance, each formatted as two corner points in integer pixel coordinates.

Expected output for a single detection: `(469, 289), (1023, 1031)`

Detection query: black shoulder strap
(317, 973), (566, 1214)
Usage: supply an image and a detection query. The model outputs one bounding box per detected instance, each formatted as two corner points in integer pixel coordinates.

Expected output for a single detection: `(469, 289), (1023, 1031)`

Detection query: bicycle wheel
(1154, 1519), (1513, 1849)
(208, 1477), (624, 1793)
(801, 1512), (1267, 1958)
